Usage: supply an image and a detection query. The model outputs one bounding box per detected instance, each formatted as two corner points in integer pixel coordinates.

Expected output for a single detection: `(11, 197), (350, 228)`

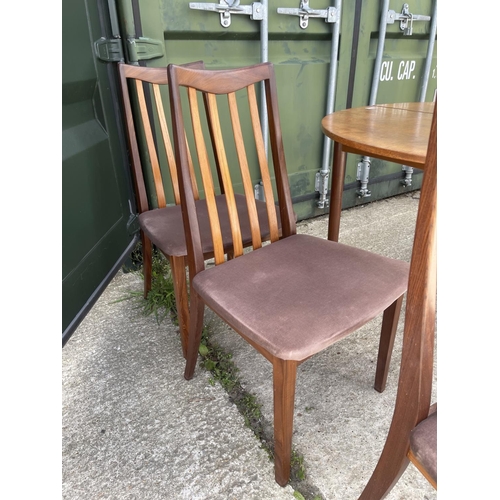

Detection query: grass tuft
(117, 244), (178, 324)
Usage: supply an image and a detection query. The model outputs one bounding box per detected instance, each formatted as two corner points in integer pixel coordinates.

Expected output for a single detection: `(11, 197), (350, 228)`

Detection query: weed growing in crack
(117, 244), (178, 325)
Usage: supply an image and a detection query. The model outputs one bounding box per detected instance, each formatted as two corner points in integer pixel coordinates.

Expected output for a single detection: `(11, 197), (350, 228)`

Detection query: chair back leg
(358, 430), (411, 499)
(374, 295), (404, 393)
(169, 256), (190, 359)
(184, 290), (207, 380)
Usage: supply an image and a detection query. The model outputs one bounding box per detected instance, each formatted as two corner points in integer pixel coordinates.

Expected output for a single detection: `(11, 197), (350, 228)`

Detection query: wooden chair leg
(272, 358), (297, 486)
(142, 232), (153, 299)
(169, 256), (190, 359)
(358, 425), (410, 499)
(374, 295), (404, 393)
(184, 290), (205, 380)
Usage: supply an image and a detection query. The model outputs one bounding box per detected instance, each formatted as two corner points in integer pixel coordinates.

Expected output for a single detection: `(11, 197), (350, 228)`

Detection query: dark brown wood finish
(168, 62), (409, 487)
(358, 104), (437, 499)
(117, 61), (280, 358)
(322, 102), (435, 243)
(118, 61), (204, 357)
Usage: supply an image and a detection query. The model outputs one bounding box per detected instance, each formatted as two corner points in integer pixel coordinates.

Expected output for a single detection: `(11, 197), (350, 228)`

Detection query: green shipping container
(62, 0), (437, 343)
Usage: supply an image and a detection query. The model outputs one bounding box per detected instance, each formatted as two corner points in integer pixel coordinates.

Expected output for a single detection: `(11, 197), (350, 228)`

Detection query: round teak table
(321, 102), (435, 242)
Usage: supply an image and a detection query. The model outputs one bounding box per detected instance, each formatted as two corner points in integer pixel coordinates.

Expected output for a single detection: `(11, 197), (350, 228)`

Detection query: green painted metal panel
(339, 0), (437, 211)
(62, 0), (137, 344)
(121, 0), (436, 220)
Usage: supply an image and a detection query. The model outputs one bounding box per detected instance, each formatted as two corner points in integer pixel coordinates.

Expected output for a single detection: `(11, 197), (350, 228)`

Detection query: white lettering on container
(397, 60), (416, 80)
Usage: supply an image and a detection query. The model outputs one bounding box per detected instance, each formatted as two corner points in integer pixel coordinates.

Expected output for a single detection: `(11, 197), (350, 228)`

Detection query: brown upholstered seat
(139, 194), (279, 257)
(168, 62), (409, 487)
(193, 233), (408, 361)
(410, 410), (437, 484)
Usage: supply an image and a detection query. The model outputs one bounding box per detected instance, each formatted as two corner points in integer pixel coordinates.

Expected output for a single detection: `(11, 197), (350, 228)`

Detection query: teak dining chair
(167, 61), (410, 486)
(358, 104), (437, 498)
(117, 62), (280, 357)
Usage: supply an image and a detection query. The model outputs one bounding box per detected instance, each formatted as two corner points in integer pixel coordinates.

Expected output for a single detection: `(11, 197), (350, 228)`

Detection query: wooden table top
(321, 102), (435, 169)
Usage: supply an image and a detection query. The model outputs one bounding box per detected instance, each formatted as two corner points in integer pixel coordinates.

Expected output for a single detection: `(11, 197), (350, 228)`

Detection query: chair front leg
(374, 295), (404, 393)
(272, 357), (298, 486)
(169, 256), (190, 359)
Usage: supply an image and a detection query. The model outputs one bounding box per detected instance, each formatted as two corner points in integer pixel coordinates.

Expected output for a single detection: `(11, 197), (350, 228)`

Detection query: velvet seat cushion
(410, 410), (437, 484)
(192, 233), (409, 361)
(138, 194), (280, 257)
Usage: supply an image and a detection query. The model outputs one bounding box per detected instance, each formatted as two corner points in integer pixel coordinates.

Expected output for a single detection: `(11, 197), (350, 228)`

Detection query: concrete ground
(62, 192), (437, 500)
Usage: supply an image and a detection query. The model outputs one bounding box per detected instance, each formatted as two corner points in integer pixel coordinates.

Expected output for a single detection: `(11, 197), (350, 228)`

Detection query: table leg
(327, 142), (347, 242)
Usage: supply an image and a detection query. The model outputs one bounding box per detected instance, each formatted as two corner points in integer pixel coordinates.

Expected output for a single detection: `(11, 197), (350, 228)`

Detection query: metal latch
(189, 0), (264, 28)
(277, 0), (338, 29)
(387, 3), (431, 36)
(94, 38), (124, 62)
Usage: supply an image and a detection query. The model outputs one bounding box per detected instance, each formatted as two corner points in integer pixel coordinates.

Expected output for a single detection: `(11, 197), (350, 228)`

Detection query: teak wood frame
(118, 62), (203, 357)
(358, 103), (438, 498)
(167, 62), (407, 486)
(118, 62), (280, 358)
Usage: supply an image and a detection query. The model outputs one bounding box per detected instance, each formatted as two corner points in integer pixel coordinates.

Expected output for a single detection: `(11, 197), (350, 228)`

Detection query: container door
(62, 0), (139, 345)
(114, 0), (436, 220)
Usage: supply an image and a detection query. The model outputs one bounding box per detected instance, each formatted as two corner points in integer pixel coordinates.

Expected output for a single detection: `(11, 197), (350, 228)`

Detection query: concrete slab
(62, 192), (437, 499)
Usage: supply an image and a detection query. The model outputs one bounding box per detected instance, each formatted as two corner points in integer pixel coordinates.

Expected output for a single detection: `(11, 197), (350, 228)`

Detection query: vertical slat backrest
(168, 62), (296, 277)
(117, 62), (203, 212)
(134, 78), (168, 208)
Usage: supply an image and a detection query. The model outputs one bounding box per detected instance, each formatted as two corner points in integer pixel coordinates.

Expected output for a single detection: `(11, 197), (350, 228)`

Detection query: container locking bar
(277, 0), (338, 29)
(189, 0), (264, 28)
(387, 3), (431, 36)
(277, 0), (342, 208)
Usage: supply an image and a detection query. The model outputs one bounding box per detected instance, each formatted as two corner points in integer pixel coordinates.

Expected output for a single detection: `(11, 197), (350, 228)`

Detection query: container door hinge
(189, 0), (264, 28)
(94, 36), (164, 63)
(94, 37), (124, 62)
(125, 37), (164, 63)
(387, 3), (431, 36)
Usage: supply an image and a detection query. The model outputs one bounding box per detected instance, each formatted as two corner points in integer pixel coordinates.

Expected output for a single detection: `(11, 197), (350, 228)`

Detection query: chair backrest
(358, 103), (437, 499)
(397, 102), (437, 424)
(167, 62), (297, 277)
(117, 61), (204, 214)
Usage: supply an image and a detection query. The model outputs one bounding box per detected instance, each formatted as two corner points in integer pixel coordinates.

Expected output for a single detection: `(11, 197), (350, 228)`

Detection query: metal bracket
(356, 158), (371, 198)
(126, 37), (164, 63)
(94, 36), (164, 63)
(189, 0), (264, 28)
(126, 213), (140, 236)
(277, 0), (338, 29)
(387, 3), (431, 36)
(254, 181), (265, 201)
(401, 165), (414, 187)
(315, 171), (330, 208)
(94, 38), (124, 62)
